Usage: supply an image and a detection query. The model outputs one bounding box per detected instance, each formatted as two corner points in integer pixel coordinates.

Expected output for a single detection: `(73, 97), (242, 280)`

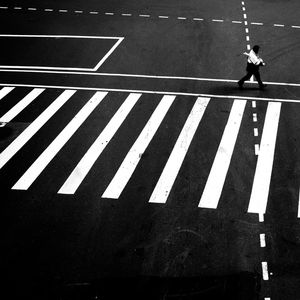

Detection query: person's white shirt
(243, 50), (265, 65)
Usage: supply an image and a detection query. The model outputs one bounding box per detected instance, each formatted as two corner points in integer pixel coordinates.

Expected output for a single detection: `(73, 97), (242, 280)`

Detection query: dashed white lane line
(292, 25), (300, 29)
(0, 6), (8, 9)
(89, 11), (98, 14)
(254, 128), (259, 137)
(253, 113), (258, 122)
(252, 101), (256, 108)
(212, 19), (224, 22)
(254, 144), (260, 156)
(44, 9), (53, 12)
(298, 187), (300, 218)
(121, 13), (132, 17)
(105, 12), (114, 15)
(28, 8), (37, 11)
(193, 18), (204, 21)
(251, 22), (264, 25)
(262, 262), (269, 280)
(75, 10), (83, 14)
(59, 9), (68, 13)
(260, 233), (266, 247)
(178, 17), (187, 20)
(159, 15), (169, 19)
(274, 24), (284, 27)
(259, 213), (264, 222)
(232, 20), (242, 23)
(139, 14), (150, 17)
(14, 7), (22, 10)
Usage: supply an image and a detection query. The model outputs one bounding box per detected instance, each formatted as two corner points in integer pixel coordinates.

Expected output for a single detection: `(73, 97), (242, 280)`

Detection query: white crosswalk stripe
(102, 95), (176, 199)
(149, 97), (210, 203)
(0, 86), (14, 101)
(199, 99), (246, 209)
(0, 89), (76, 169)
(12, 91), (107, 190)
(58, 93), (142, 194)
(0, 88), (44, 123)
(248, 102), (281, 214)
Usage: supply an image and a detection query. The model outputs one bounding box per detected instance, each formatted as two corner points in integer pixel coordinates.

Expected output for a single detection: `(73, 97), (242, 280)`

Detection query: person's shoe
(259, 84), (267, 90)
(238, 82), (243, 89)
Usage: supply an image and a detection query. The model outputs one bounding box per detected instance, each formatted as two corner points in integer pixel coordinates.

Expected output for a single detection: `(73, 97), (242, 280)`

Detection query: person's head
(253, 45), (260, 54)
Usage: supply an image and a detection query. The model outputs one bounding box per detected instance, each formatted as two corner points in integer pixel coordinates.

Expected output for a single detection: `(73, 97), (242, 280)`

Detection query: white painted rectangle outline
(0, 34), (124, 71)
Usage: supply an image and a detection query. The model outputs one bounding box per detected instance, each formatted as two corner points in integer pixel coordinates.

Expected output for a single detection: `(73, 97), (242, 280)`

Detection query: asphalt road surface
(0, 1), (300, 299)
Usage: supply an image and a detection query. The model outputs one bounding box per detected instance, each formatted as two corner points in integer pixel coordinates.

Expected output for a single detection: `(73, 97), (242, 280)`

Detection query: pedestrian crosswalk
(0, 85), (296, 216)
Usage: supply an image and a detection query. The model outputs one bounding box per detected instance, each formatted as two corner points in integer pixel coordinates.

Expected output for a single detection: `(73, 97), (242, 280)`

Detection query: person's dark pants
(238, 63), (264, 87)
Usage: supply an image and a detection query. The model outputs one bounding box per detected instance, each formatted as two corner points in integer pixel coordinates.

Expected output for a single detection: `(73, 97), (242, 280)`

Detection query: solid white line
(260, 233), (266, 247)
(292, 25), (300, 29)
(251, 22), (263, 25)
(0, 34), (123, 39)
(255, 144), (260, 155)
(199, 100), (246, 209)
(0, 82), (299, 103)
(0, 86), (14, 100)
(58, 93), (142, 194)
(0, 88), (44, 123)
(262, 262), (269, 280)
(149, 97), (210, 203)
(0, 90), (76, 169)
(248, 102), (281, 214)
(102, 95), (176, 199)
(12, 92), (107, 190)
(254, 128), (258, 136)
(298, 187), (300, 218)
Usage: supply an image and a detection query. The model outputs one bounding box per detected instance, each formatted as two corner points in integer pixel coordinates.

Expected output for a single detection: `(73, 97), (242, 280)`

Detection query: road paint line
(274, 24), (284, 27)
(44, 9), (53, 12)
(251, 22), (263, 25)
(14, 7), (22, 10)
(247, 44), (251, 50)
(298, 187), (300, 218)
(244, 21), (248, 25)
(0, 90), (75, 169)
(292, 25), (300, 29)
(0, 6), (8, 9)
(259, 213), (264, 222)
(265, 298), (271, 300)
(246, 36), (250, 41)
(241, 1), (245, 5)
(102, 95), (176, 199)
(0, 88), (44, 123)
(75, 10), (83, 13)
(260, 233), (266, 247)
(252, 101), (256, 108)
(243, 13), (247, 19)
(28, 8), (37, 11)
(139, 14), (150, 17)
(58, 93), (142, 194)
(105, 12), (114, 15)
(242, 7), (246, 11)
(122, 13), (132, 16)
(253, 113), (257, 122)
(149, 97), (210, 203)
(0, 86), (15, 100)
(12, 92), (107, 190)
(232, 21), (242, 23)
(212, 19), (224, 22)
(262, 262), (269, 280)
(248, 102), (281, 214)
(59, 9), (68, 13)
(254, 128), (258, 137)
(199, 100), (246, 209)
(245, 28), (249, 33)
(193, 18), (204, 21)
(255, 144), (260, 155)
(89, 11), (98, 14)
(159, 16), (169, 19)
(178, 17), (187, 20)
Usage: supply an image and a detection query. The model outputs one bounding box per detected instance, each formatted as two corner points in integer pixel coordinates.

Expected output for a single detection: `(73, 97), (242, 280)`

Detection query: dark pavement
(0, 1), (300, 299)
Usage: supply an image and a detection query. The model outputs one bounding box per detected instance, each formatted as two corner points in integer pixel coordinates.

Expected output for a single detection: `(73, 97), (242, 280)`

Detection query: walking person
(238, 45), (267, 90)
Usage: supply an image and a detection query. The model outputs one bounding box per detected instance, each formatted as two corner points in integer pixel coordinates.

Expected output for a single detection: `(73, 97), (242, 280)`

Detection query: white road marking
(139, 14), (150, 17)
(102, 95), (176, 199)
(252, 101), (256, 108)
(246, 36), (250, 41)
(0, 90), (76, 169)
(0, 6), (8, 9)
(12, 92), (107, 190)
(232, 21), (242, 23)
(89, 11), (98, 14)
(149, 97), (210, 203)
(75, 10), (83, 13)
(244, 21), (248, 25)
(199, 100), (246, 209)
(259, 213), (264, 222)
(253, 113), (257, 122)
(159, 16), (169, 19)
(247, 44), (251, 50)
(58, 93), (142, 194)
(298, 187), (300, 218)
(262, 262), (269, 280)
(44, 9), (53, 12)
(0, 86), (14, 100)
(255, 144), (260, 156)
(212, 19), (224, 22)
(14, 7), (22, 10)
(0, 88), (44, 123)
(28, 8), (37, 11)
(254, 128), (258, 137)
(193, 18), (204, 21)
(292, 25), (300, 29)
(245, 28), (249, 33)
(105, 12), (114, 15)
(243, 13), (247, 19)
(274, 24), (284, 27)
(251, 22), (263, 25)
(260, 233), (266, 247)
(178, 17), (187, 20)
(248, 102), (281, 214)
(122, 13), (132, 16)
(242, 7), (246, 11)
(59, 9), (68, 13)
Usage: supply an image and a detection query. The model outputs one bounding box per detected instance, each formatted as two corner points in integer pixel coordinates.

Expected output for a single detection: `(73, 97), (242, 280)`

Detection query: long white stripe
(298, 187), (300, 218)
(248, 102), (281, 214)
(149, 97), (210, 203)
(0, 90), (76, 169)
(102, 95), (176, 199)
(12, 92), (107, 190)
(0, 88), (44, 123)
(199, 100), (246, 208)
(0, 86), (14, 100)
(58, 93), (142, 194)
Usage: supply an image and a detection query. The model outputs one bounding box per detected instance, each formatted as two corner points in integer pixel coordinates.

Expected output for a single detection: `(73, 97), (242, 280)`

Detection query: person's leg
(238, 72), (252, 87)
(253, 70), (266, 88)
